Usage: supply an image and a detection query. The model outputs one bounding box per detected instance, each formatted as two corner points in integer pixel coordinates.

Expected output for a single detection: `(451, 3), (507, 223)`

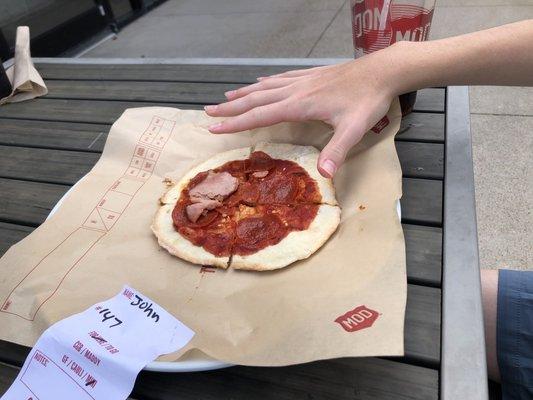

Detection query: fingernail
(208, 122), (223, 132)
(204, 105), (217, 112)
(322, 159), (337, 177)
(224, 90), (236, 98)
(257, 77), (264, 81)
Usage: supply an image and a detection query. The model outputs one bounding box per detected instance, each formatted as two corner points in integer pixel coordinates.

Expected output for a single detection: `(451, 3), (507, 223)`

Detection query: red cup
(351, 0), (436, 115)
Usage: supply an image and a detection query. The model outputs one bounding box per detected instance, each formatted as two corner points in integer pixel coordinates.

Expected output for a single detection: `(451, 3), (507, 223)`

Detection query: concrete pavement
(83, 0), (533, 270)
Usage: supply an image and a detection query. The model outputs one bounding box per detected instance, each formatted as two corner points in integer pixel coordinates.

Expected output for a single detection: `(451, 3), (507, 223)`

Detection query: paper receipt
(1, 286), (194, 400)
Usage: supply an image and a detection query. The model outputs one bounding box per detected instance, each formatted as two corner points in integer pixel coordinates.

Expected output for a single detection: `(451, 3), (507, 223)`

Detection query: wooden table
(0, 59), (488, 400)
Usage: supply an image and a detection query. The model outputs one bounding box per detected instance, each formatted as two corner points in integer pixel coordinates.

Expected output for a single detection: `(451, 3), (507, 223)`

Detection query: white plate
(47, 174), (401, 372)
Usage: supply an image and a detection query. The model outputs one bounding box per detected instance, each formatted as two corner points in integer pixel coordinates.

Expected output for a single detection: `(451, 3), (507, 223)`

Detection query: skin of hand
(205, 53), (398, 178)
(205, 20), (533, 178)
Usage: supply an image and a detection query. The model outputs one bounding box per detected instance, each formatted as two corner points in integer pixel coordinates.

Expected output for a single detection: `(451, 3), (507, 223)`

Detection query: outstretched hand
(204, 49), (399, 178)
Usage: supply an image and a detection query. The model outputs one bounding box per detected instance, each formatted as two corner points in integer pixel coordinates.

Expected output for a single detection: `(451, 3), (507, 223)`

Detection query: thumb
(318, 119), (366, 178)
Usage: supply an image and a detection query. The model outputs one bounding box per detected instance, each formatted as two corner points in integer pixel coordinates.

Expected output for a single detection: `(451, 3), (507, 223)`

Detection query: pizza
(151, 142), (341, 270)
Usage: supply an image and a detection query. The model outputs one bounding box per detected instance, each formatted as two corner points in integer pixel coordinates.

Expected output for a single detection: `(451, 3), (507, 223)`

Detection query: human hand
(206, 20), (533, 177)
(204, 47), (400, 178)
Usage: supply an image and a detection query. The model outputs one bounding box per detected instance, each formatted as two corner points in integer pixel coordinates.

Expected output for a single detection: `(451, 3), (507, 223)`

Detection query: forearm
(384, 19), (533, 95)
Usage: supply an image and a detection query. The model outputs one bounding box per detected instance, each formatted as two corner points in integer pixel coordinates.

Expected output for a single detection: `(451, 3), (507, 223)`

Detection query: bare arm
(394, 19), (533, 92)
(205, 20), (533, 177)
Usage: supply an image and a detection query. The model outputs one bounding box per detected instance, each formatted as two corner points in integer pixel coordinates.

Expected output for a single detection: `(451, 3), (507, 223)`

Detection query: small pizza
(152, 142), (341, 271)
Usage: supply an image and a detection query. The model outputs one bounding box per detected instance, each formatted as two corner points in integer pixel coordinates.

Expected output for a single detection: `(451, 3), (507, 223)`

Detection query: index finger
(208, 101), (293, 134)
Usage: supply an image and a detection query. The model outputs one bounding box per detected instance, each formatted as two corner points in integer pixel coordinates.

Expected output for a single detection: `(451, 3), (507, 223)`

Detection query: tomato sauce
(172, 151), (320, 256)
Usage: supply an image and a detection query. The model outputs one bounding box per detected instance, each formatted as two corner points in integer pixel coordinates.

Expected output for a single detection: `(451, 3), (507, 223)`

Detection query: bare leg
(481, 269), (500, 382)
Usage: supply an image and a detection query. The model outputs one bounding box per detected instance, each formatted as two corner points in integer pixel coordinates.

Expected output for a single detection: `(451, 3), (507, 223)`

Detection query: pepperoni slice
(257, 173), (297, 204)
(203, 231), (233, 257)
(234, 214), (287, 255)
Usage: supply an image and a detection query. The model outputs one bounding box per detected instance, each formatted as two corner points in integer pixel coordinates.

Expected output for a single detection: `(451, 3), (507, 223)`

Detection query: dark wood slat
(0, 362), (19, 397)
(0, 178), (68, 226)
(0, 96), (445, 126)
(134, 358), (437, 400)
(396, 142), (443, 179)
(0, 146), (100, 185)
(35, 63), (296, 84)
(0, 98), (187, 125)
(0, 339), (27, 367)
(398, 113), (444, 142)
(43, 79), (444, 114)
(0, 141), (441, 189)
(0, 222), (33, 255)
(43, 80), (446, 115)
(35, 62), (444, 109)
(46, 80), (238, 104)
(403, 224), (442, 287)
(0, 119), (109, 152)
(404, 285), (441, 366)
(0, 350), (437, 400)
(0, 113), (444, 154)
(414, 89), (445, 113)
(401, 178), (443, 226)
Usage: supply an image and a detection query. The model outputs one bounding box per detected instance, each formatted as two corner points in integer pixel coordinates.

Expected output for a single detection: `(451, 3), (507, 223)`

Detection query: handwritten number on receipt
(96, 307), (122, 328)
(95, 293), (160, 328)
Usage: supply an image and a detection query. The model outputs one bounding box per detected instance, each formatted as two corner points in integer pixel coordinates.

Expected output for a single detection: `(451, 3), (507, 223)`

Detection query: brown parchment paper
(0, 100), (406, 366)
(1, 26), (47, 105)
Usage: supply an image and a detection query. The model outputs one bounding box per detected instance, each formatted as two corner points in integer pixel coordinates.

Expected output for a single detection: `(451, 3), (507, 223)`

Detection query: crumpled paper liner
(0, 102), (406, 366)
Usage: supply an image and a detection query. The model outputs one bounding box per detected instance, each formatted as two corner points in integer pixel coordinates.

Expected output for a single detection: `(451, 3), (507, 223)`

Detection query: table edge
(441, 86), (488, 399)
(4, 57), (352, 69)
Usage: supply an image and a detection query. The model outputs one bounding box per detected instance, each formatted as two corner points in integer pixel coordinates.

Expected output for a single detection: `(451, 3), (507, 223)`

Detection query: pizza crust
(253, 142), (337, 206)
(230, 204), (341, 271)
(151, 204), (230, 268)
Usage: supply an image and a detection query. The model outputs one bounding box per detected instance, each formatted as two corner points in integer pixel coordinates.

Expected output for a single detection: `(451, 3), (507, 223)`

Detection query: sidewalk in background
(83, 0), (533, 270)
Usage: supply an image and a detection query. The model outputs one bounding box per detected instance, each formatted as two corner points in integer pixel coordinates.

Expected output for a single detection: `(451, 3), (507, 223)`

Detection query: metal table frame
(442, 86), (488, 399)
(2, 57), (489, 399)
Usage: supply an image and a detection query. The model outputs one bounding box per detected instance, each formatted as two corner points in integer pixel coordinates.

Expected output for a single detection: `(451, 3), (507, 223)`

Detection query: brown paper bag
(0, 26), (47, 105)
(0, 101), (406, 366)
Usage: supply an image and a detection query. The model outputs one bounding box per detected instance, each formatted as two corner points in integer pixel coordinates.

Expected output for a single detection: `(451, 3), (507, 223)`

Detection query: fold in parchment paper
(0, 101), (406, 366)
(0, 26), (47, 105)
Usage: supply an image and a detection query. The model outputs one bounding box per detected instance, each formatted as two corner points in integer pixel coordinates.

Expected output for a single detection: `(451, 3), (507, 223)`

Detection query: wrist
(383, 40), (428, 96)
